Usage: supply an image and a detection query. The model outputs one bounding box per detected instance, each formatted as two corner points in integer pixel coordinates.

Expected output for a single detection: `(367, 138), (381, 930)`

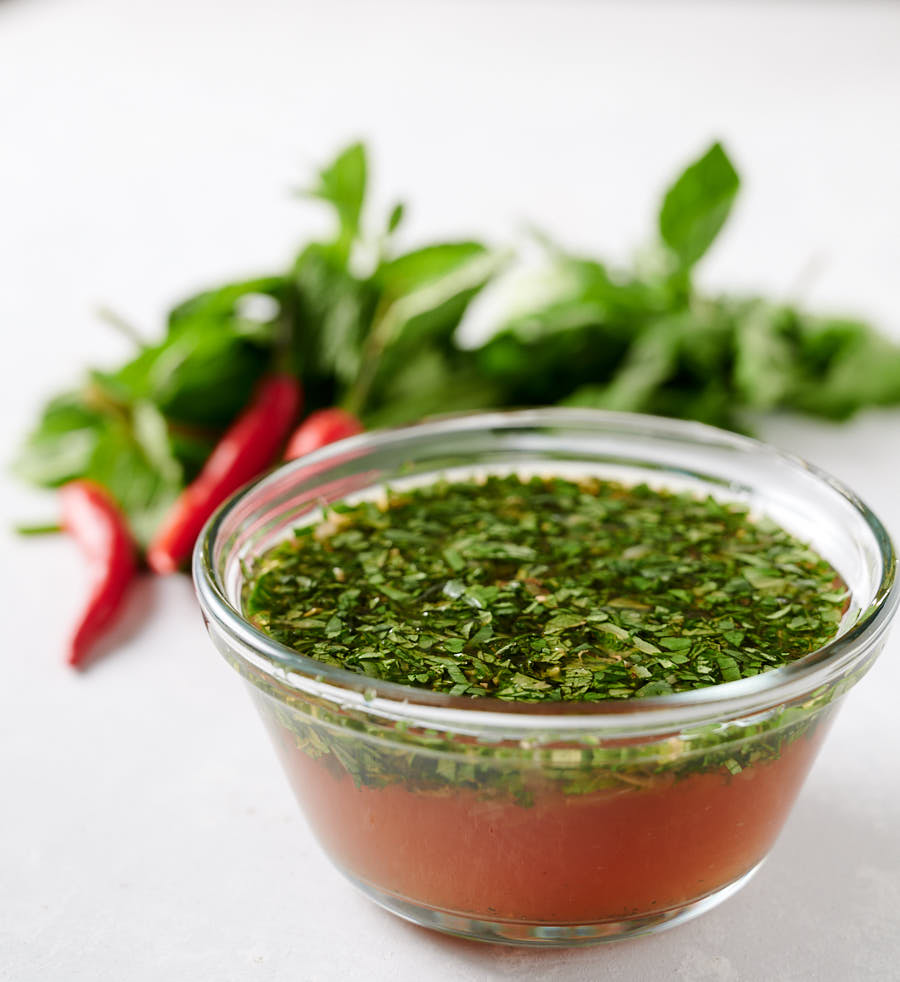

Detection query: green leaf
(635, 680), (675, 698)
(361, 350), (503, 428)
(476, 318), (629, 406)
(791, 317), (900, 418)
(99, 277), (283, 428)
(564, 318), (680, 413)
(307, 142), (368, 263)
(131, 400), (183, 487)
(472, 251), (666, 406)
(378, 242), (489, 297)
(733, 302), (797, 409)
(292, 243), (378, 398)
(346, 245), (506, 416)
(659, 142), (740, 268)
(12, 393), (105, 486)
(374, 243), (499, 353)
(386, 201), (405, 235)
(564, 300), (742, 429)
(12, 392), (183, 547)
(648, 379), (742, 431)
(86, 416), (182, 547)
(166, 276), (286, 334)
(544, 612), (585, 635)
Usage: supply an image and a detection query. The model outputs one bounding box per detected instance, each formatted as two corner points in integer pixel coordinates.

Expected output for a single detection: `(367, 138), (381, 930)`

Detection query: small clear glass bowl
(194, 409), (897, 946)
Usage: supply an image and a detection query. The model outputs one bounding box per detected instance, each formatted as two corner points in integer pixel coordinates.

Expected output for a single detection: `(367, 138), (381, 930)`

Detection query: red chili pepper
(284, 408), (363, 461)
(60, 480), (137, 669)
(147, 374), (302, 574)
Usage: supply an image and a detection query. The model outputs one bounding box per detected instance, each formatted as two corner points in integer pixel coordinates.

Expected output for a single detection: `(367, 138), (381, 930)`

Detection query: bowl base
(346, 861), (765, 947)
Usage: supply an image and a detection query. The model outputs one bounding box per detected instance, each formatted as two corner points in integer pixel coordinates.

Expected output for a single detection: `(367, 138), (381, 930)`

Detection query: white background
(2, 2), (900, 979)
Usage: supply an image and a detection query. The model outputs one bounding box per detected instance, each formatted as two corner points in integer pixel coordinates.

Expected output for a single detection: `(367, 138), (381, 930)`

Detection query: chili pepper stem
(14, 522), (63, 536)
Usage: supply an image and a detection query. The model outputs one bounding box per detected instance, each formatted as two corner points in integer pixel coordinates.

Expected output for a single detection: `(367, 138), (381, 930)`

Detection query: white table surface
(2, 2), (900, 979)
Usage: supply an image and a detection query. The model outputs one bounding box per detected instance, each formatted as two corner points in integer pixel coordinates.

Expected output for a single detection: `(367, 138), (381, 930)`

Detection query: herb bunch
(14, 141), (900, 547)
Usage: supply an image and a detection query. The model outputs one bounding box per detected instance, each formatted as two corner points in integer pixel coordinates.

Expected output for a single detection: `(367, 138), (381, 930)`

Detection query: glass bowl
(193, 409), (897, 946)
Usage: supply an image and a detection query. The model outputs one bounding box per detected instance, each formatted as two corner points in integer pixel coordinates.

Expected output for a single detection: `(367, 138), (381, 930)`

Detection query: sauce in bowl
(244, 473), (845, 931)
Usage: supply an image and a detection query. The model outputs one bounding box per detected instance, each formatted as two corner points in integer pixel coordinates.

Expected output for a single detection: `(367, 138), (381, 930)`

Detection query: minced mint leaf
(244, 474), (844, 702)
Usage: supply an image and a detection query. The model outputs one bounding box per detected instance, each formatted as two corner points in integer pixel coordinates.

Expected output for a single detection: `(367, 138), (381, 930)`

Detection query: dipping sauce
(243, 474), (846, 926)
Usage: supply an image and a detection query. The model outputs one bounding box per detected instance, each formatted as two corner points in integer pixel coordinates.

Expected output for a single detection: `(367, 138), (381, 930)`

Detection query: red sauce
(263, 713), (832, 924)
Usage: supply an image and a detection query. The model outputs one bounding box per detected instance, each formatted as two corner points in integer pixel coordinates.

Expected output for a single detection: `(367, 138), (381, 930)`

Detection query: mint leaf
(374, 243), (499, 354)
(386, 201), (405, 235)
(733, 302), (797, 409)
(307, 142), (367, 263)
(12, 394), (105, 486)
(565, 318), (680, 413)
(791, 317), (900, 419)
(659, 142), (740, 268)
(87, 415), (181, 547)
(13, 392), (182, 546)
(292, 242), (377, 396)
(99, 277), (283, 428)
(347, 245), (506, 417)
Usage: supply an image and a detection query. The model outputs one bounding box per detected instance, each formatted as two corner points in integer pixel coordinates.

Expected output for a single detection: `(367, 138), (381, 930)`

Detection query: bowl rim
(193, 408), (898, 733)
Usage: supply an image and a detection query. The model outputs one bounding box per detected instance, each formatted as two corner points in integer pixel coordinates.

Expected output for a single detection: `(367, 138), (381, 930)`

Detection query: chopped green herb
(244, 474), (845, 701)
